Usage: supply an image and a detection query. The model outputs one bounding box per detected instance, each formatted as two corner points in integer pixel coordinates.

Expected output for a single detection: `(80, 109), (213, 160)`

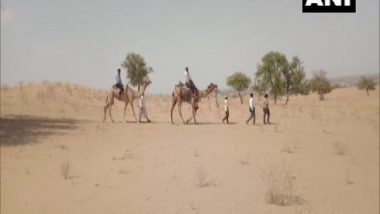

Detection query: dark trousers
(246, 107), (256, 124)
(186, 80), (198, 95)
(115, 83), (124, 95)
(222, 110), (229, 123)
(263, 107), (270, 124)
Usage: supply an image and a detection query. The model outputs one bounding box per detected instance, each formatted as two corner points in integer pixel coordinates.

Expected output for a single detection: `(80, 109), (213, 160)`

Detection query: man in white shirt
(246, 93), (255, 125)
(138, 94), (151, 123)
(184, 67), (198, 96)
(222, 95), (229, 124)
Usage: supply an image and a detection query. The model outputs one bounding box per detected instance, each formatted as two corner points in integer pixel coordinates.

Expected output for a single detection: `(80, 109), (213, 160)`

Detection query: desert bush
(310, 70), (332, 100)
(261, 166), (303, 206)
(281, 143), (293, 154)
(226, 72), (251, 104)
(333, 142), (347, 156)
(357, 77), (376, 96)
(61, 161), (72, 180)
(345, 169), (354, 185)
(196, 167), (216, 188)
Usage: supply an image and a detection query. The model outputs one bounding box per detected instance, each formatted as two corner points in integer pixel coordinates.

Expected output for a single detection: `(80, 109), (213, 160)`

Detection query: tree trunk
(238, 91), (243, 104)
(319, 93), (324, 100)
(285, 93), (289, 105)
(285, 86), (290, 105)
(137, 83), (140, 92)
(274, 93), (277, 104)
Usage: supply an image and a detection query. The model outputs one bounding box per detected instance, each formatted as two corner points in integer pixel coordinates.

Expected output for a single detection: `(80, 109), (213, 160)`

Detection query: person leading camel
(115, 68), (123, 97)
(138, 94), (151, 123)
(184, 67), (198, 97)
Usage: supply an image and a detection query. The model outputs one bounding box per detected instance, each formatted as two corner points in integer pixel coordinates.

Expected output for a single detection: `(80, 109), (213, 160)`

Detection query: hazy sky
(1, 0), (379, 94)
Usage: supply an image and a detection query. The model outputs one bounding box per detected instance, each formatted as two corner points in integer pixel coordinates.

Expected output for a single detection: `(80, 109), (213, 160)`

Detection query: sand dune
(1, 83), (379, 214)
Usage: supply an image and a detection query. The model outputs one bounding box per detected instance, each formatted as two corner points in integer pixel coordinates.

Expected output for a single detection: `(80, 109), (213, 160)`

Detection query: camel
(103, 76), (151, 123)
(170, 82), (218, 124)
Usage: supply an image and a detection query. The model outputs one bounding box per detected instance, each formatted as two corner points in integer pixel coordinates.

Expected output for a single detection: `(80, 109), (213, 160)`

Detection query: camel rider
(115, 68), (123, 96)
(184, 67), (199, 97)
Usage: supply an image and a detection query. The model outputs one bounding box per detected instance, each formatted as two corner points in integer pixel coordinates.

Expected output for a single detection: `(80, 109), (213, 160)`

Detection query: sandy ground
(1, 82), (379, 214)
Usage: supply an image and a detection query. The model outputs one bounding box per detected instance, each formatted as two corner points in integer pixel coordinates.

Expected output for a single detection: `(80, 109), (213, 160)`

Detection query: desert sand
(1, 82), (379, 214)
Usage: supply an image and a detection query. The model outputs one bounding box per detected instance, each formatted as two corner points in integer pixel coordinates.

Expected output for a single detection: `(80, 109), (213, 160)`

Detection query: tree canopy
(357, 77), (376, 96)
(310, 70), (332, 100)
(227, 72), (251, 104)
(121, 52), (153, 91)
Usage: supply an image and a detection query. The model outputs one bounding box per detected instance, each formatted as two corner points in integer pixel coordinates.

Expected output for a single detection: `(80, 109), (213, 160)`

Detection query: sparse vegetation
(357, 77), (376, 96)
(310, 70), (332, 100)
(255, 52), (309, 104)
(333, 142), (347, 156)
(281, 143), (293, 154)
(226, 72), (251, 104)
(121, 52), (153, 91)
(61, 161), (72, 180)
(261, 166), (303, 206)
(255, 51), (287, 104)
(345, 169), (354, 185)
(196, 167), (216, 188)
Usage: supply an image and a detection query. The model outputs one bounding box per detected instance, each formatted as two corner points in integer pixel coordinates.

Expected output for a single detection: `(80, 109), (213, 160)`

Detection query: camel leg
(103, 103), (109, 122)
(170, 97), (177, 124)
(177, 100), (186, 124)
(103, 96), (109, 122)
(185, 108), (197, 124)
(123, 101), (129, 122)
(108, 104), (115, 123)
(193, 108), (197, 124)
(108, 96), (115, 123)
(130, 101), (138, 122)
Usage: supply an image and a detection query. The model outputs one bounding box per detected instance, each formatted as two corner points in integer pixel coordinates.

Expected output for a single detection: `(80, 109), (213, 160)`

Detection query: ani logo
(303, 0), (356, 13)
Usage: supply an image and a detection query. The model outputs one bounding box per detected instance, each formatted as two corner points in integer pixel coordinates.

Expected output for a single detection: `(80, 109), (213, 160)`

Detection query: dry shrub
(261, 166), (303, 206)
(333, 142), (347, 156)
(345, 169), (354, 185)
(61, 161), (72, 180)
(281, 143), (293, 154)
(196, 167), (216, 188)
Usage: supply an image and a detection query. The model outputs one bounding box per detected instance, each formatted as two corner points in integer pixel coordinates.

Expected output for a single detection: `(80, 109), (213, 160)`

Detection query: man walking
(246, 93), (255, 125)
(222, 95), (229, 124)
(138, 94), (151, 123)
(263, 94), (270, 125)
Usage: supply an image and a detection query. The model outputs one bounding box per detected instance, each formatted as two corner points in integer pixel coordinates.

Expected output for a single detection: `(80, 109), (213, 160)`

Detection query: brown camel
(170, 82), (217, 124)
(103, 76), (151, 123)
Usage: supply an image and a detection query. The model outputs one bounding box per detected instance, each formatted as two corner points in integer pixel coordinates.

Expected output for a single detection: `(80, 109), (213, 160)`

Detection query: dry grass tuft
(261, 166), (303, 206)
(333, 142), (347, 156)
(196, 167), (216, 188)
(345, 169), (354, 185)
(61, 161), (72, 180)
(281, 143), (294, 154)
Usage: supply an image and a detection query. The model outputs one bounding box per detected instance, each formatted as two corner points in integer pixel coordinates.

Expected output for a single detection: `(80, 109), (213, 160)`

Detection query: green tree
(288, 56), (309, 99)
(227, 72), (251, 104)
(252, 77), (267, 100)
(121, 52), (153, 91)
(357, 77), (376, 96)
(255, 51), (288, 104)
(310, 70), (332, 101)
